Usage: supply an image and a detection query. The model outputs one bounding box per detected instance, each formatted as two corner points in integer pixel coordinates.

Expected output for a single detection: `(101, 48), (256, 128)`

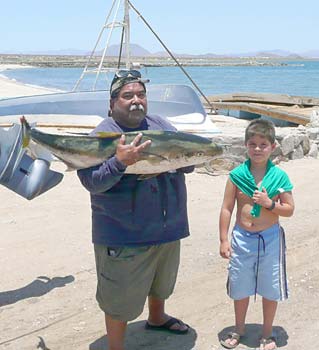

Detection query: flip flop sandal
(145, 317), (189, 334)
(220, 332), (241, 349)
(260, 336), (277, 350)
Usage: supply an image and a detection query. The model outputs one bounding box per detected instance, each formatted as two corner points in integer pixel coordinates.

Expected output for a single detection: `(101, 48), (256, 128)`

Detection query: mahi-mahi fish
(21, 116), (223, 174)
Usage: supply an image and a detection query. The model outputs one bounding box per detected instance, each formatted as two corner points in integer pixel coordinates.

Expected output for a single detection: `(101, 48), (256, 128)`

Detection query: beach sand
(0, 72), (318, 350)
(0, 64), (59, 98)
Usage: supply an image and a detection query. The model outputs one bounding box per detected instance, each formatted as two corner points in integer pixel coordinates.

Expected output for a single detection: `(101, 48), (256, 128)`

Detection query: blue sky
(2, 0), (319, 55)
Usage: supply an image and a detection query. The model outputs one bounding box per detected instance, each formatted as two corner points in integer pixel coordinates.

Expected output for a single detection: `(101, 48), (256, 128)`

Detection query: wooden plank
(206, 93), (319, 106)
(204, 101), (312, 125)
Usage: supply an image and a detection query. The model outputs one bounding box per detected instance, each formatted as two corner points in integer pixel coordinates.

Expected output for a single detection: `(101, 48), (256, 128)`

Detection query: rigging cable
(127, 0), (217, 114)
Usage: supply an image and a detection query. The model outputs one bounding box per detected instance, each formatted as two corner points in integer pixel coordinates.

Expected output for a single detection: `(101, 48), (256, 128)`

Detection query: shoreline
(1, 54), (315, 68)
(0, 64), (61, 99)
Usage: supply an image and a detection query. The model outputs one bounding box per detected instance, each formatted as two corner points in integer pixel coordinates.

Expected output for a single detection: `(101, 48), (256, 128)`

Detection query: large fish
(21, 116), (223, 174)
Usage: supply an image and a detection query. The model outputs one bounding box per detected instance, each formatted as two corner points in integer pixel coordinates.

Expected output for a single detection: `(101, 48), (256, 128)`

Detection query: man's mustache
(129, 104), (145, 112)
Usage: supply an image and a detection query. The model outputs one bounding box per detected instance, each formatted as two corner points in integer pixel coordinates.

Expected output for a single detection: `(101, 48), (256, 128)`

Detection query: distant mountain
(257, 49), (295, 57)
(302, 50), (319, 58)
(224, 49), (299, 58)
(100, 44), (151, 57)
(152, 51), (224, 58)
(2, 45), (319, 59)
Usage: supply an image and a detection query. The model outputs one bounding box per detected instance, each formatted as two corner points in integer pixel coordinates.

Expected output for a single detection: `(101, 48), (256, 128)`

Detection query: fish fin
(137, 173), (161, 180)
(20, 115), (31, 148)
(96, 131), (122, 138)
(140, 151), (168, 161)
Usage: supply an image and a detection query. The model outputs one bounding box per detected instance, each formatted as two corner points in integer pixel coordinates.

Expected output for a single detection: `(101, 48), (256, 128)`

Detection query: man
(77, 70), (193, 350)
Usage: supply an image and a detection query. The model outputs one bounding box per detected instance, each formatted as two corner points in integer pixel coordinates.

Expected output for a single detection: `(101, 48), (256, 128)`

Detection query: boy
(219, 119), (294, 350)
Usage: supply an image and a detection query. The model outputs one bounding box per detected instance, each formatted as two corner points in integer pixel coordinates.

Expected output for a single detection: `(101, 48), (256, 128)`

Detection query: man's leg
(105, 314), (127, 350)
(146, 296), (188, 332)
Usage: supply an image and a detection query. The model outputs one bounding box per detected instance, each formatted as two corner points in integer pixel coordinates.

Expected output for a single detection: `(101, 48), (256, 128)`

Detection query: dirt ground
(1, 158), (319, 350)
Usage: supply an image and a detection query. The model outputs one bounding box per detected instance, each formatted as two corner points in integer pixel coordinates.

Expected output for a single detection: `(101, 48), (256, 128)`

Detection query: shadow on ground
(218, 323), (288, 349)
(0, 275), (74, 307)
(90, 320), (197, 350)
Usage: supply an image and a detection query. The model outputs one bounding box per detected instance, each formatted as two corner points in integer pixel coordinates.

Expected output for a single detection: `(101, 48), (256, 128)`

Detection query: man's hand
(115, 133), (151, 166)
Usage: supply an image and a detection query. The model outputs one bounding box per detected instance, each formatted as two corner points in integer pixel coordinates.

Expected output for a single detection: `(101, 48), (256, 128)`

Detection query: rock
(301, 135), (311, 155)
(281, 135), (295, 155)
(272, 155), (289, 164)
(206, 115), (317, 166)
(290, 145), (304, 160)
(308, 143), (318, 158)
(293, 134), (303, 147)
(308, 109), (319, 127)
(307, 128), (319, 140)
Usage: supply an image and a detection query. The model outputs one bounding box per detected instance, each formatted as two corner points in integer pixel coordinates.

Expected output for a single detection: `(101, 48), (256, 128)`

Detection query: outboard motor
(0, 123), (63, 200)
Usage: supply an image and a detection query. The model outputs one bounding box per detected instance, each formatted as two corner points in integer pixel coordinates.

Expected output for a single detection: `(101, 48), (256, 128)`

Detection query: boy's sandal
(259, 336), (277, 350)
(220, 332), (241, 349)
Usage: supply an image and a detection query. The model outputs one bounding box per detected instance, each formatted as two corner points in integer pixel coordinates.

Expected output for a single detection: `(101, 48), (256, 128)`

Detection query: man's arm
(77, 133), (151, 194)
(77, 156), (126, 194)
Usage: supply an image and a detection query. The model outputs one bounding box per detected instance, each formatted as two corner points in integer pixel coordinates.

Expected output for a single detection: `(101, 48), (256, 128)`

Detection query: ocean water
(2, 60), (319, 97)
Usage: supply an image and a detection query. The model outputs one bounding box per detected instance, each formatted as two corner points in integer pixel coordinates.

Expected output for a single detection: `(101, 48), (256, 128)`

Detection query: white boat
(0, 84), (219, 135)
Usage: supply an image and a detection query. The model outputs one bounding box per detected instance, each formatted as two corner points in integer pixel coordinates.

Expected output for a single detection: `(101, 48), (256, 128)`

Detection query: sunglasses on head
(114, 69), (142, 79)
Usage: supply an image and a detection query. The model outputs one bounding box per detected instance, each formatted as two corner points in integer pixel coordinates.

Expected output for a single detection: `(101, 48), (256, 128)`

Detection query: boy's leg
(260, 298), (278, 350)
(262, 297), (277, 337)
(222, 297), (249, 347)
(105, 314), (127, 350)
(234, 297), (249, 335)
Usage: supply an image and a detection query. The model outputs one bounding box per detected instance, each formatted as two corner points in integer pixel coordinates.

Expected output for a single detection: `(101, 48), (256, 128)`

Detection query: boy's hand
(220, 241), (232, 259)
(252, 187), (273, 208)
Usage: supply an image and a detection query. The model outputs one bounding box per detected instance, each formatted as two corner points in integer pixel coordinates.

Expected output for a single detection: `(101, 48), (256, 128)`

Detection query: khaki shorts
(94, 240), (180, 321)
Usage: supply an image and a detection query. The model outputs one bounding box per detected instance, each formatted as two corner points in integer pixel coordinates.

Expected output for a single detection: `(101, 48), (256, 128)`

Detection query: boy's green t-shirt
(229, 159), (293, 217)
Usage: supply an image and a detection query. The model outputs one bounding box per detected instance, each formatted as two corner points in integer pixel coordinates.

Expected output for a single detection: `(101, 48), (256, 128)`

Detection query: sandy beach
(0, 64), (59, 99)
(0, 71), (319, 350)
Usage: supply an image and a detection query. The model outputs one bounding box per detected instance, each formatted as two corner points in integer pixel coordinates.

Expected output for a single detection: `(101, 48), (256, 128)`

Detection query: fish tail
(20, 116), (31, 148)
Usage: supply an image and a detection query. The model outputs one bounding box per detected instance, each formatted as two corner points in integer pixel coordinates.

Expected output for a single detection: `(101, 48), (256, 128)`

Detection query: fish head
(176, 142), (223, 166)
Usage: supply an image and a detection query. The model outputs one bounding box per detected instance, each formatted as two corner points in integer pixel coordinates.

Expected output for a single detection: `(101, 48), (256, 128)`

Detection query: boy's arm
(253, 188), (295, 217)
(273, 191), (294, 217)
(219, 178), (236, 259)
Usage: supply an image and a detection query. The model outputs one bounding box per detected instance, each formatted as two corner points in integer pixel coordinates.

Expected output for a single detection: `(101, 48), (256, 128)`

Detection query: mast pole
(124, 0), (131, 69)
